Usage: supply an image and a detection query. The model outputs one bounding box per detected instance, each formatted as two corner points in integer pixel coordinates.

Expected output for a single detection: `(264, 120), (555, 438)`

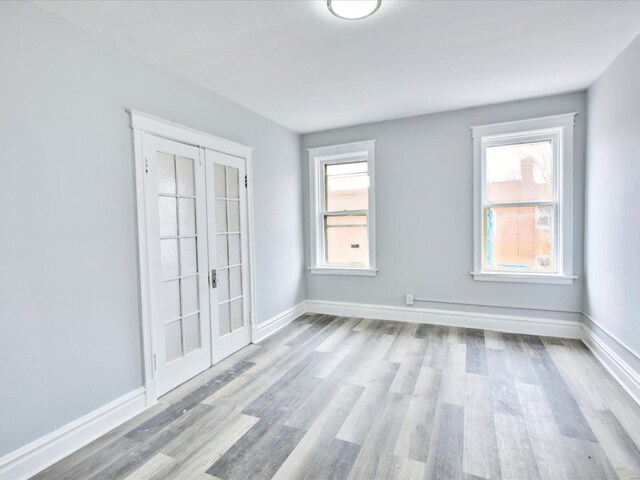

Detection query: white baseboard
(252, 301), (307, 343)
(306, 299), (582, 339)
(582, 324), (640, 406)
(0, 388), (147, 480)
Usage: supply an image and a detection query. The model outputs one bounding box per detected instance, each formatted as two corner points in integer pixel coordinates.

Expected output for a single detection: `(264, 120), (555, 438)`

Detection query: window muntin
(308, 141), (376, 274)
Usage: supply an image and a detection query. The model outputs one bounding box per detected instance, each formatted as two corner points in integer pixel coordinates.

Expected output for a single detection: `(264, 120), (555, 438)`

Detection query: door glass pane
(231, 299), (243, 331)
(219, 303), (231, 335)
(217, 268), (229, 302)
(229, 266), (242, 299)
(325, 214), (368, 266)
(484, 205), (555, 272)
(180, 276), (198, 316)
(215, 200), (227, 233)
(178, 198), (196, 236)
(179, 238), (197, 276)
(161, 280), (180, 322)
(160, 239), (179, 280)
(157, 153), (176, 195)
(227, 166), (239, 199)
(214, 164), (226, 197)
(176, 156), (195, 196)
(486, 140), (553, 202)
(228, 201), (240, 232)
(325, 161), (369, 211)
(183, 314), (201, 354)
(165, 320), (183, 362)
(158, 197), (178, 237)
(217, 235), (229, 267)
(228, 234), (241, 265)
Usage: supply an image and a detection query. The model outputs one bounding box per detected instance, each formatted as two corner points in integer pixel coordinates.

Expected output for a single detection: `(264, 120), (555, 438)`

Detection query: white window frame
(471, 113), (577, 284)
(308, 140), (378, 276)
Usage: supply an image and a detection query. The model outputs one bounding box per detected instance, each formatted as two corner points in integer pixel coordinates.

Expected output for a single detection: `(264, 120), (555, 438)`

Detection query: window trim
(308, 140), (377, 276)
(471, 113), (577, 284)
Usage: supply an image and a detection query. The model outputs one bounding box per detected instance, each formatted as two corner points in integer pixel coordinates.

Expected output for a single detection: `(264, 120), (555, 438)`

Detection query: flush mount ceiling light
(327, 0), (382, 20)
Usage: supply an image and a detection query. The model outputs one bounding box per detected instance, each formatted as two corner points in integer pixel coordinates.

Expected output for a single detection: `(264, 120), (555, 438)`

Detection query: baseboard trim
(252, 301), (307, 343)
(0, 387), (147, 480)
(582, 324), (640, 406)
(306, 299), (582, 339)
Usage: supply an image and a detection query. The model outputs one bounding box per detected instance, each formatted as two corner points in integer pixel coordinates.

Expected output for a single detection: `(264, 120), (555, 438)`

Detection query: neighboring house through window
(308, 140), (377, 276)
(471, 113), (577, 284)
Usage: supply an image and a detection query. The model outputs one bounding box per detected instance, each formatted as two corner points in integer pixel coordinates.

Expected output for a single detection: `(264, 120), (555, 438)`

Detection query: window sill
(470, 271), (577, 284)
(308, 267), (378, 277)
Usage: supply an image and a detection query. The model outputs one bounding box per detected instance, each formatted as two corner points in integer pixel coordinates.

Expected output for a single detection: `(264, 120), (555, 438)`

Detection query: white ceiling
(34, 0), (640, 133)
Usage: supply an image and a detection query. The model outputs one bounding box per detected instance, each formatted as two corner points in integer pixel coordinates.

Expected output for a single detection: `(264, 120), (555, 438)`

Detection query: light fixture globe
(327, 0), (382, 20)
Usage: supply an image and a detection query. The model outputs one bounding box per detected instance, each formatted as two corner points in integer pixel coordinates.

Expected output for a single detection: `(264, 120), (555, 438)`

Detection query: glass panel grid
(156, 150), (202, 360)
(213, 162), (245, 338)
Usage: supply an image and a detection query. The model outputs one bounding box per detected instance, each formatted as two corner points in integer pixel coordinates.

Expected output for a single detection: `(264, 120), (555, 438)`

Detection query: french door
(205, 150), (252, 364)
(144, 135), (212, 396)
(141, 133), (253, 397)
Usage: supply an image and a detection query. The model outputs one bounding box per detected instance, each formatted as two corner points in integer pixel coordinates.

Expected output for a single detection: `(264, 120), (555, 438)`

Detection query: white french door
(205, 150), (252, 363)
(139, 129), (254, 398)
(143, 135), (212, 396)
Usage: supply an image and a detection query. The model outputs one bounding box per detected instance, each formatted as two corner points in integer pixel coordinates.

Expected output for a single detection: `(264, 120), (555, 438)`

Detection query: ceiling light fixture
(327, 0), (381, 20)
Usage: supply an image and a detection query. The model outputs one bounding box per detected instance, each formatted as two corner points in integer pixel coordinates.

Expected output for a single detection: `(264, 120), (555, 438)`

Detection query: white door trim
(130, 110), (256, 405)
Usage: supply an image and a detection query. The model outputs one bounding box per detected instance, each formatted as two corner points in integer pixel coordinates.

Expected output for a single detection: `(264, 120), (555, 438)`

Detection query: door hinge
(144, 156), (149, 174)
(153, 353), (157, 371)
(245, 174), (248, 188)
(210, 269), (217, 288)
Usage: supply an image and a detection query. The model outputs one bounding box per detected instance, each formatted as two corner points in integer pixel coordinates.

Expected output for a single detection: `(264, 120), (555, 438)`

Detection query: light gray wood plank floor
(33, 314), (640, 480)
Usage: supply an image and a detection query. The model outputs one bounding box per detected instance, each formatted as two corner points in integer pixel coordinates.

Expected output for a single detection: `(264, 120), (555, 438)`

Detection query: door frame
(129, 109), (256, 406)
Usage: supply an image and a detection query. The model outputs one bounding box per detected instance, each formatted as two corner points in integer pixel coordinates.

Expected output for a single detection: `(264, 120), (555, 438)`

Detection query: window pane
(484, 205), (555, 272)
(180, 238), (197, 276)
(176, 156), (195, 196)
(158, 197), (177, 237)
(157, 153), (176, 195)
(183, 314), (201, 354)
(325, 161), (369, 211)
(160, 239), (179, 280)
(486, 141), (553, 202)
(219, 303), (231, 336)
(324, 215), (368, 266)
(165, 320), (182, 362)
(227, 166), (239, 199)
(180, 276), (198, 316)
(214, 164), (226, 197)
(178, 198), (196, 236)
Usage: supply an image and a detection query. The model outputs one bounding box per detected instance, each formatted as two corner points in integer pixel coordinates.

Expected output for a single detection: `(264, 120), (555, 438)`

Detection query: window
(308, 141), (377, 275)
(471, 113), (576, 284)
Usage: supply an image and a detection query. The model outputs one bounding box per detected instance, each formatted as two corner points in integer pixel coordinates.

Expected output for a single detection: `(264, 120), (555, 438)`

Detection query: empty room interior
(2, 0), (640, 479)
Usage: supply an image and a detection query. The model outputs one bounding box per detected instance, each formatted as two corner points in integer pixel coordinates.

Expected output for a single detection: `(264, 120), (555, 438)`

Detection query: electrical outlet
(406, 294), (414, 305)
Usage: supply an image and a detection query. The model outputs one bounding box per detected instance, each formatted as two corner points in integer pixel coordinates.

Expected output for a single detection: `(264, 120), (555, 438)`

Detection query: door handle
(210, 269), (217, 289)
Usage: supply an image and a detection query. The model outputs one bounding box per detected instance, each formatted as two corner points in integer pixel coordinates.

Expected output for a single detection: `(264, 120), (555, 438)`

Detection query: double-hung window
(471, 114), (576, 284)
(308, 141), (377, 276)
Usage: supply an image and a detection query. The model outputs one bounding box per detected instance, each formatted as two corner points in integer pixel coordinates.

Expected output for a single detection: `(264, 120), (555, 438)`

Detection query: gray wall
(302, 92), (586, 321)
(584, 34), (640, 373)
(0, 2), (305, 456)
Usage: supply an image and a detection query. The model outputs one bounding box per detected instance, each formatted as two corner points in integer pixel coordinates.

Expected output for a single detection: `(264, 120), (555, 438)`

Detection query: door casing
(130, 110), (256, 407)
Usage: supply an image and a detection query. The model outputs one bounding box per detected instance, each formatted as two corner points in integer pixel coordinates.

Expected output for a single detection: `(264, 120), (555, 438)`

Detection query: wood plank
(347, 392), (411, 480)
(516, 382), (570, 480)
(273, 383), (363, 480)
(424, 403), (465, 479)
(494, 413), (541, 480)
(463, 374), (500, 479)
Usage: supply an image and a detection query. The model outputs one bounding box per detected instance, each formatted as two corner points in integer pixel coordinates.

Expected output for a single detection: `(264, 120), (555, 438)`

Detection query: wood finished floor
(34, 314), (640, 480)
